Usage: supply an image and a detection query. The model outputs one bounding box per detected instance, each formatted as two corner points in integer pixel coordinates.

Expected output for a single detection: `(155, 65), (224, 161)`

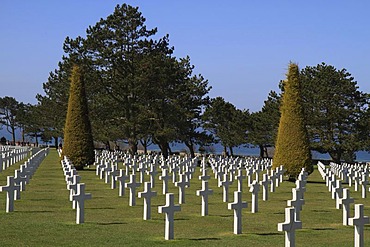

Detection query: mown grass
(0, 150), (368, 246)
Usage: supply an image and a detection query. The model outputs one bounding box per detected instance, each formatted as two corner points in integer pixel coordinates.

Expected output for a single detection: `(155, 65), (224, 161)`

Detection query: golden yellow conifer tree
(273, 63), (312, 180)
(63, 65), (94, 170)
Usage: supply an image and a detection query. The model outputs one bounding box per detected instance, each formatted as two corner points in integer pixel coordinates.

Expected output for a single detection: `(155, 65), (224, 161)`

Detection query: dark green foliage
(249, 91), (281, 158)
(0, 96), (21, 144)
(203, 97), (249, 155)
(36, 58), (72, 148)
(273, 63), (312, 179)
(63, 65), (94, 169)
(300, 63), (369, 163)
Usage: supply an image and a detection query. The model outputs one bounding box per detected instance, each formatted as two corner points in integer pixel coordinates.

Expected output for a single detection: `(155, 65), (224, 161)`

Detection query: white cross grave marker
(159, 169), (171, 195)
(115, 169), (127, 197)
(158, 193), (181, 240)
(260, 173), (269, 201)
(228, 190), (247, 234)
(235, 169), (246, 192)
(125, 173), (141, 206)
(278, 207), (302, 247)
(348, 204), (369, 247)
(138, 182), (157, 220)
(339, 188), (355, 225)
(0, 176), (20, 212)
(359, 174), (368, 199)
(72, 183), (92, 224)
(175, 173), (189, 204)
(196, 180), (213, 216)
(287, 188), (304, 221)
(249, 180), (260, 213)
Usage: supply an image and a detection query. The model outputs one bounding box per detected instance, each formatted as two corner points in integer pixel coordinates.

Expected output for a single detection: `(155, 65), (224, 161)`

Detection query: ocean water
(148, 142), (370, 162)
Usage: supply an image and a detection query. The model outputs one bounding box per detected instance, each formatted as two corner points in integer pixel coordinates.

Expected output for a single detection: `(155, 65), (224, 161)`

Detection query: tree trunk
(185, 141), (195, 158)
(35, 133), (39, 147)
(329, 150), (342, 164)
(128, 139), (138, 155)
(259, 144), (264, 158)
(223, 145), (227, 157)
(11, 126), (16, 145)
(54, 136), (59, 149)
(167, 143), (172, 155)
(21, 127), (25, 144)
(229, 146), (234, 156)
(140, 139), (148, 155)
(158, 140), (169, 158)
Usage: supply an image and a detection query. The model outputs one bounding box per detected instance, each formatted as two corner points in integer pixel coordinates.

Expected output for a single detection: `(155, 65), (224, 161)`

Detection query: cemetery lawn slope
(0, 150), (368, 246)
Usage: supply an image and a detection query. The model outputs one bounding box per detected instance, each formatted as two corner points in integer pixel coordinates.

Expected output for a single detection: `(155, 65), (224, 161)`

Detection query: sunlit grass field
(0, 150), (368, 246)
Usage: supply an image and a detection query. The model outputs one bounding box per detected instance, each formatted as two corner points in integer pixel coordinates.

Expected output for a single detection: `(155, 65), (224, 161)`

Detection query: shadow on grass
(306, 180), (326, 184)
(189, 237), (221, 241)
(88, 207), (116, 210)
(96, 222), (127, 225)
(310, 210), (331, 213)
(218, 215), (233, 218)
(29, 198), (54, 201)
(255, 232), (281, 236)
(311, 228), (336, 231)
(18, 210), (54, 213)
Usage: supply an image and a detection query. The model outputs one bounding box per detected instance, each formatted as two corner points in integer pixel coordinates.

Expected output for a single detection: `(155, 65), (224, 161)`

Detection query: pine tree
(63, 65), (95, 170)
(273, 63), (312, 180)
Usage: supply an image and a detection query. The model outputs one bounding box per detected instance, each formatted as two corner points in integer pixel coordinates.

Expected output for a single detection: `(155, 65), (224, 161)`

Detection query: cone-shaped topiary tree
(63, 65), (95, 170)
(273, 63), (313, 180)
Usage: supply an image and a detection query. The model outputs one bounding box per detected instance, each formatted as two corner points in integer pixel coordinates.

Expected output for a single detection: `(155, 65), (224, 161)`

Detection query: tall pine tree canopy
(300, 63), (369, 163)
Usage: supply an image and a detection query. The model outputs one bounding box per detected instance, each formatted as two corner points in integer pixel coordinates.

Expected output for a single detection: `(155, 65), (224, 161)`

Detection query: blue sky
(1, 1), (370, 112)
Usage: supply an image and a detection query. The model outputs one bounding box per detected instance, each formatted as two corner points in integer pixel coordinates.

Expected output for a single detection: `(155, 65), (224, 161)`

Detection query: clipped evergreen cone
(273, 63), (313, 181)
(63, 65), (94, 170)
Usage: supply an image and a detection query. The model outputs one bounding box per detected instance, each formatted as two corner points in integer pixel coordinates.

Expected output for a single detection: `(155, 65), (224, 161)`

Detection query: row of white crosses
(61, 156), (92, 224)
(92, 151), (285, 240)
(329, 162), (369, 198)
(0, 146), (30, 172)
(318, 161), (369, 247)
(0, 148), (49, 212)
(277, 168), (307, 247)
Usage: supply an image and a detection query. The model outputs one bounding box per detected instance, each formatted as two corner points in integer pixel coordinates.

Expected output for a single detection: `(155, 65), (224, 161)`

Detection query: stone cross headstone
(0, 176), (20, 212)
(219, 173), (232, 202)
(148, 165), (157, 188)
(359, 174), (368, 199)
(235, 169), (246, 192)
(260, 173), (269, 201)
(67, 175), (81, 209)
(196, 180), (213, 216)
(348, 204), (369, 247)
(199, 167), (210, 182)
(175, 174), (189, 204)
(109, 165), (119, 189)
(339, 188), (355, 226)
(249, 180), (260, 213)
(158, 193), (181, 240)
(138, 182), (157, 220)
(228, 191), (247, 234)
(278, 207), (302, 247)
(269, 170), (276, 192)
(354, 171), (360, 192)
(115, 169), (127, 197)
(159, 169), (171, 195)
(333, 180), (343, 209)
(125, 173), (141, 206)
(72, 183), (92, 224)
(287, 188), (305, 221)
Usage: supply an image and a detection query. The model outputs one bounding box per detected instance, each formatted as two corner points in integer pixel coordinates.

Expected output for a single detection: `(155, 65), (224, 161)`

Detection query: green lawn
(0, 150), (368, 246)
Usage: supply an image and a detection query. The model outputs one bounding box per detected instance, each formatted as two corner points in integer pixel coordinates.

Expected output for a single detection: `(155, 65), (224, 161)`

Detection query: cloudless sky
(1, 1), (370, 112)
